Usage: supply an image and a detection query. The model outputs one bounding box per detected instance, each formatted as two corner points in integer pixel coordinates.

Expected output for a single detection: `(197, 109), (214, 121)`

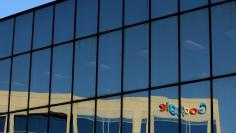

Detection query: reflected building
(0, 0), (236, 133)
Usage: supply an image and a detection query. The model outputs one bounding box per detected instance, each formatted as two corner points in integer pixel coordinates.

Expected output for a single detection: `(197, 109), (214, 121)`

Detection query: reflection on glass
(0, 18), (14, 58)
(124, 24), (149, 91)
(181, 81), (211, 133)
(14, 12), (33, 54)
(98, 31), (122, 96)
(30, 49), (51, 108)
(10, 54), (30, 111)
(54, 0), (75, 44)
(13, 112), (27, 133)
(73, 101), (95, 133)
(50, 104), (70, 133)
(51, 43), (73, 104)
(212, 2), (236, 76)
(125, 0), (149, 25)
(33, 6), (53, 49)
(0, 115), (6, 132)
(123, 92), (148, 133)
(76, 0), (98, 38)
(181, 9), (210, 81)
(152, 0), (177, 18)
(96, 96), (120, 133)
(151, 87), (179, 133)
(100, 0), (122, 31)
(214, 76), (236, 133)
(151, 17), (178, 86)
(0, 59), (10, 113)
(74, 38), (97, 99)
(28, 108), (48, 133)
(180, 0), (208, 11)
(211, 0), (225, 3)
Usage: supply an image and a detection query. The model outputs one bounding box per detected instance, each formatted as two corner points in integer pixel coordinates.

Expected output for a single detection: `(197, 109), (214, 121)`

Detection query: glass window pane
(14, 12), (33, 54)
(73, 101), (95, 133)
(212, 2), (236, 76)
(124, 24), (149, 91)
(0, 116), (5, 132)
(151, 17), (178, 86)
(51, 43), (73, 104)
(74, 38), (97, 99)
(180, 0), (208, 11)
(181, 81), (211, 133)
(76, 0), (98, 38)
(10, 54), (30, 111)
(98, 31), (122, 96)
(14, 113), (27, 133)
(30, 49), (51, 108)
(123, 92), (148, 133)
(50, 104), (70, 133)
(54, 0), (75, 44)
(125, 0), (149, 25)
(100, 0), (122, 32)
(213, 76), (236, 133)
(211, 0), (225, 4)
(0, 19), (14, 58)
(181, 9), (210, 81)
(96, 96), (120, 133)
(151, 87), (179, 133)
(0, 59), (11, 113)
(152, 0), (177, 18)
(33, 6), (53, 49)
(28, 108), (48, 133)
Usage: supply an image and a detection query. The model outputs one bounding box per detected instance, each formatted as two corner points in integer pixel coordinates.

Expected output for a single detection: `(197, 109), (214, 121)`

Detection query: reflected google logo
(159, 102), (207, 117)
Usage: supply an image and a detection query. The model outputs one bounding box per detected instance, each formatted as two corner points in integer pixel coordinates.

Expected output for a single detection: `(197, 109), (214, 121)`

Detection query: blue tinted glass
(125, 0), (149, 25)
(141, 119), (147, 133)
(50, 116), (67, 133)
(97, 97), (120, 133)
(33, 6), (53, 49)
(214, 76), (236, 133)
(152, 17), (178, 86)
(74, 38), (97, 99)
(51, 43), (73, 103)
(211, 0), (225, 3)
(100, 0), (122, 31)
(152, 0), (177, 18)
(54, 0), (75, 44)
(190, 123), (207, 133)
(0, 116), (5, 132)
(180, 0), (208, 11)
(76, 0), (98, 38)
(0, 59), (11, 91)
(30, 49), (50, 107)
(14, 12), (33, 54)
(152, 87), (179, 133)
(14, 116), (27, 132)
(0, 19), (14, 58)
(181, 9), (210, 81)
(124, 24), (149, 91)
(212, 2), (236, 76)
(78, 117), (94, 133)
(154, 120), (179, 133)
(123, 92), (148, 133)
(12, 54), (30, 92)
(28, 115), (48, 133)
(0, 59), (11, 112)
(98, 31), (122, 96)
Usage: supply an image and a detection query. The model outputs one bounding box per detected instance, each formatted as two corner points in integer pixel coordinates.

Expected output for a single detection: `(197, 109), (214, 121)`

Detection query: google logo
(159, 102), (207, 117)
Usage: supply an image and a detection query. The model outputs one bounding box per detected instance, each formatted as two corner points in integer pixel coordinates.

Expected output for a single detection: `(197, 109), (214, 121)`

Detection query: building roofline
(0, 0), (66, 23)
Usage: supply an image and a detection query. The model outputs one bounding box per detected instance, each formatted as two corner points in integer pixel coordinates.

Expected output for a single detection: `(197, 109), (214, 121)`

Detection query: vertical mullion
(177, 1), (182, 133)
(148, 0), (152, 132)
(26, 10), (35, 133)
(47, 4), (56, 133)
(120, 0), (125, 132)
(207, 1), (214, 133)
(6, 17), (16, 133)
(94, 0), (101, 132)
(70, 0), (78, 132)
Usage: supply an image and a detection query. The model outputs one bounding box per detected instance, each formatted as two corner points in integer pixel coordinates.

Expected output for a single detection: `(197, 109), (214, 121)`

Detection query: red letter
(159, 104), (166, 112)
(190, 108), (198, 115)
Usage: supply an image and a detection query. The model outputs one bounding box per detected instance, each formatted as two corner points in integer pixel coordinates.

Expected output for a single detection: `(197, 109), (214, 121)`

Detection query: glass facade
(0, 0), (235, 133)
